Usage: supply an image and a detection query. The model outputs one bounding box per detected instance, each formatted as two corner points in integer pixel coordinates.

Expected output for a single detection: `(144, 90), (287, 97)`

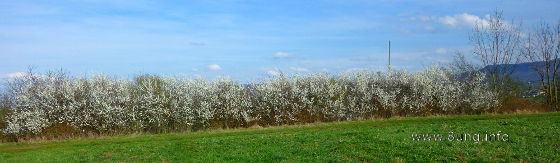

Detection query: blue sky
(1, 0), (559, 82)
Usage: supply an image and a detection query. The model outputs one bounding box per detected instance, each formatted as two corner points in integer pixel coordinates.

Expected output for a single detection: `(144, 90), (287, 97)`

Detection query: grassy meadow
(1, 112), (558, 162)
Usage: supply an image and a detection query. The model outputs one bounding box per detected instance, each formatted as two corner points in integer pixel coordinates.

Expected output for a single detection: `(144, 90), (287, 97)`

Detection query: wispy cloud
(435, 48), (448, 55)
(406, 12), (524, 41)
(273, 52), (294, 58)
(7, 72), (27, 78)
(407, 13), (494, 30)
(266, 70), (281, 76)
(289, 67), (309, 72)
(1, 1), (557, 81)
(408, 13), (491, 31)
(423, 25), (436, 32)
(208, 64), (222, 71)
(438, 13), (489, 28)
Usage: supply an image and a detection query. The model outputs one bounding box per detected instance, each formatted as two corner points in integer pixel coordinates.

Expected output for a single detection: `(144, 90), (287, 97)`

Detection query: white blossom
(0, 67), (499, 136)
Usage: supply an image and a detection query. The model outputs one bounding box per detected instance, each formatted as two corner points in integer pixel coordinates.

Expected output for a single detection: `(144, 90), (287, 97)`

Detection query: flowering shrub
(0, 67), (499, 137)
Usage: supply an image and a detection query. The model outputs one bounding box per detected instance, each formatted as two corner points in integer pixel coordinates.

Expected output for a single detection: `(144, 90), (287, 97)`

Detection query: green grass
(1, 112), (559, 162)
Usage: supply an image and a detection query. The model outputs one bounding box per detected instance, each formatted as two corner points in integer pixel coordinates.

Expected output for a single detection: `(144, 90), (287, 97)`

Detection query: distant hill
(481, 61), (556, 84)
(509, 61), (541, 83)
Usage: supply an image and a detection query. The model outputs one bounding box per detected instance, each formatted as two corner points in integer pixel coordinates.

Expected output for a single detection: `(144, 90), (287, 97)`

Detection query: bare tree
(450, 51), (479, 77)
(470, 10), (522, 91)
(522, 21), (560, 105)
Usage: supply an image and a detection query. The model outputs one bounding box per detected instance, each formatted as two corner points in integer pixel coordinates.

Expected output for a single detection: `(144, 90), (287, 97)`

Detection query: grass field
(1, 112), (559, 162)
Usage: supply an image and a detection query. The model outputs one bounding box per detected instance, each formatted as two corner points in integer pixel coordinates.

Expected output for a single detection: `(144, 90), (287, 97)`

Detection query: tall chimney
(388, 40), (391, 70)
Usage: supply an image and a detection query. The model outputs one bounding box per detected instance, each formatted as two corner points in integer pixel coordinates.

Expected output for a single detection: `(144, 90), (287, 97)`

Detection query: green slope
(1, 112), (559, 162)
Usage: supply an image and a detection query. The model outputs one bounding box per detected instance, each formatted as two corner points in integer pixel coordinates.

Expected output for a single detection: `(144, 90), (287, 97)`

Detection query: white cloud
(418, 16), (436, 22)
(266, 70), (281, 76)
(435, 48), (448, 55)
(274, 52), (294, 58)
(410, 13), (493, 29)
(290, 67), (309, 72)
(7, 72), (27, 78)
(423, 25), (436, 32)
(438, 13), (489, 28)
(207, 64), (221, 71)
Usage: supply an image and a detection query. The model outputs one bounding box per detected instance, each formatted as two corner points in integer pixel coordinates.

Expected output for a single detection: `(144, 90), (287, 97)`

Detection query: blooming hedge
(0, 66), (499, 136)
